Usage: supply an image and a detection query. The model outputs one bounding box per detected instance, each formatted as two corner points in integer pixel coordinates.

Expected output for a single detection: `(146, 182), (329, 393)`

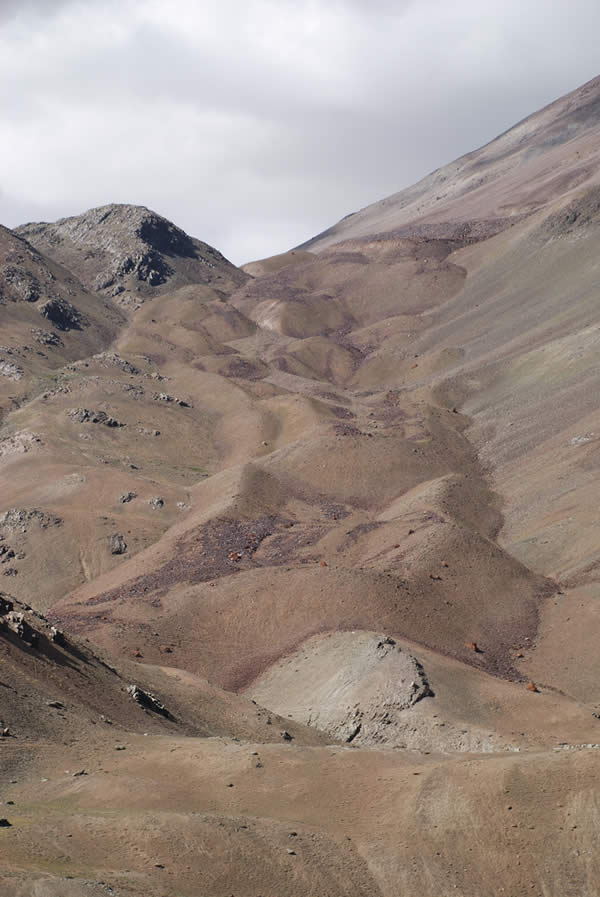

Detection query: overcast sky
(1, 0), (599, 263)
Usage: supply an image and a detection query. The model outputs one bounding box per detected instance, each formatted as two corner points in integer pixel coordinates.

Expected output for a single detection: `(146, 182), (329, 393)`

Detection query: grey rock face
(127, 684), (170, 718)
(0, 264), (41, 302)
(17, 204), (247, 299)
(2, 611), (39, 645)
(110, 534), (127, 555)
(39, 297), (84, 331)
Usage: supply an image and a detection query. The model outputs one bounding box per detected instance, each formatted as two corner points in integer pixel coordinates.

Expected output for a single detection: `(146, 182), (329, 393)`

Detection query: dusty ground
(2, 76), (600, 895)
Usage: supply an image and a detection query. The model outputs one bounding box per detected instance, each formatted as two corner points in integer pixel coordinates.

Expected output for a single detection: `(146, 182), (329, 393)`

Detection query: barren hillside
(2, 79), (600, 897)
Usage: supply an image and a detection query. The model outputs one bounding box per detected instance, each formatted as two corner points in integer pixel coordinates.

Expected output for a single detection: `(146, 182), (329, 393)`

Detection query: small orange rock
(466, 641), (481, 653)
(319, 560), (328, 567)
(527, 682), (539, 693)
(132, 649), (143, 658)
(516, 652), (524, 658)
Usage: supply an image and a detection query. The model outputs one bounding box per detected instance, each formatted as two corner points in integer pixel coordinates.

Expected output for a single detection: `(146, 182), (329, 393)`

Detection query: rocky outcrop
(249, 632), (434, 748)
(154, 392), (191, 407)
(0, 432), (43, 458)
(127, 684), (171, 718)
(3, 611), (39, 646)
(110, 534), (127, 555)
(0, 264), (42, 302)
(67, 408), (125, 427)
(0, 508), (62, 532)
(0, 225), (87, 321)
(17, 204), (247, 299)
(30, 327), (63, 347)
(39, 297), (84, 331)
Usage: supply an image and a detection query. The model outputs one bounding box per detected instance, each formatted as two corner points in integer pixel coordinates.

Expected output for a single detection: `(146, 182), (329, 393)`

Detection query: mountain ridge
(17, 202), (247, 307)
(300, 72), (600, 250)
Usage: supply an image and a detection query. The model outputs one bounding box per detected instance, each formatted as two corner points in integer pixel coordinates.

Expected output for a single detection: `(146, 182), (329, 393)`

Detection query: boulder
(110, 534), (127, 555)
(127, 684), (170, 718)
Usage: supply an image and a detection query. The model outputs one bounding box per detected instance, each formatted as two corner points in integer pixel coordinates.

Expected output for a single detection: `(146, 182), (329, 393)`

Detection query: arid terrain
(2, 76), (600, 896)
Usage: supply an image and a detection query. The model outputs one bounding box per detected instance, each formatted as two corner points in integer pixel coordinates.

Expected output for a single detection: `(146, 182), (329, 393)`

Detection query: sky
(1, 0), (600, 264)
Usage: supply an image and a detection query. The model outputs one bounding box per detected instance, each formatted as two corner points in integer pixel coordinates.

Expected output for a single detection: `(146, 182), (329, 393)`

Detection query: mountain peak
(17, 204), (245, 301)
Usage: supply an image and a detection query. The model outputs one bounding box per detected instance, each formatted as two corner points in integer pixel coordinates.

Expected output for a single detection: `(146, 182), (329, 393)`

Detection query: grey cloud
(1, 0), (600, 263)
(337, 0), (416, 12)
(0, 0), (74, 22)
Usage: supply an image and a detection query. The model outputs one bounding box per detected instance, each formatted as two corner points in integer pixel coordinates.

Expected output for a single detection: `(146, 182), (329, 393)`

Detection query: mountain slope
(0, 224), (125, 419)
(3, 76), (600, 897)
(301, 74), (600, 249)
(17, 203), (247, 307)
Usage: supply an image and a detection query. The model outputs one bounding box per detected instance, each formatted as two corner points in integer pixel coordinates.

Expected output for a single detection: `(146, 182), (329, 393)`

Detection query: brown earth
(3, 77), (600, 896)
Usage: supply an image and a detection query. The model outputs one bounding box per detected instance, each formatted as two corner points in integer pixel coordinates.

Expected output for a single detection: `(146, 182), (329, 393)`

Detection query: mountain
(3, 78), (600, 896)
(0, 223), (125, 422)
(302, 73), (600, 249)
(17, 203), (246, 306)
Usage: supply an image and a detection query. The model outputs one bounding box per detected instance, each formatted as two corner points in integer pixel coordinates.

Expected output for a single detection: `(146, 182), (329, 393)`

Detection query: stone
(136, 426), (160, 437)
(67, 408), (124, 427)
(0, 508), (62, 532)
(155, 392), (191, 407)
(0, 545), (15, 564)
(148, 497), (164, 510)
(1, 264), (41, 302)
(50, 626), (66, 645)
(127, 684), (170, 718)
(0, 360), (24, 381)
(3, 612), (39, 645)
(119, 491), (137, 503)
(110, 534), (127, 555)
(39, 297), (84, 331)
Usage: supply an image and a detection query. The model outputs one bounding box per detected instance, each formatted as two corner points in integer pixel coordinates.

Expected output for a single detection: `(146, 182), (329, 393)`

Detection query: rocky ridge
(17, 203), (247, 304)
